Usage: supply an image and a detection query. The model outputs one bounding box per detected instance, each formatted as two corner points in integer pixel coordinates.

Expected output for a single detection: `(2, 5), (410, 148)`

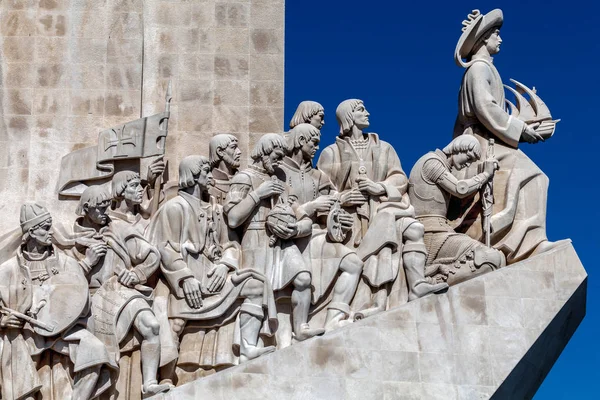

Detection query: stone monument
(0, 4), (586, 400)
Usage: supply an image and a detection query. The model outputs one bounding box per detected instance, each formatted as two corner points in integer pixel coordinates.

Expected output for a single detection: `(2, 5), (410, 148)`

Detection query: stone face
(150, 242), (587, 400)
(0, 0), (285, 235)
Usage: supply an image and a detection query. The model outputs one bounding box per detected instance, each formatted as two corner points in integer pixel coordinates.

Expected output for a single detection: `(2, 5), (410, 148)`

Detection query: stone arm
(437, 171), (491, 199)
(215, 207), (240, 271)
(125, 235), (160, 284)
(465, 62), (526, 148)
(223, 174), (260, 229)
(150, 203), (196, 296)
(378, 144), (409, 202)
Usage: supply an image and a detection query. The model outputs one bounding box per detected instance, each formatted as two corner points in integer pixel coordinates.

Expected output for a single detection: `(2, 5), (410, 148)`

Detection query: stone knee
(136, 310), (161, 340)
(241, 278), (265, 299)
(403, 220), (425, 244)
(293, 271), (311, 291)
(339, 253), (363, 276)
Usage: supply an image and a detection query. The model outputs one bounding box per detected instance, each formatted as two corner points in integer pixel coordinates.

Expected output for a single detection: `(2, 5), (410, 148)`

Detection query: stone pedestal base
(152, 241), (586, 400)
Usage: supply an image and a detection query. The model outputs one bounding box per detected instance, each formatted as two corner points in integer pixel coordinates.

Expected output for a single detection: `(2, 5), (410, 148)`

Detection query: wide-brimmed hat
(455, 9), (503, 64)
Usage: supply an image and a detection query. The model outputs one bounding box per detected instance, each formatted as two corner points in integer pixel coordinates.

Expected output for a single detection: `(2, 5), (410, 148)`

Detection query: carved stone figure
(280, 123), (362, 330)
(208, 134), (242, 205)
(65, 186), (171, 396)
(317, 99), (447, 317)
(147, 155), (277, 383)
(289, 101), (325, 130)
(453, 9), (565, 262)
(108, 168), (164, 231)
(409, 136), (506, 285)
(0, 204), (116, 400)
(225, 134), (325, 342)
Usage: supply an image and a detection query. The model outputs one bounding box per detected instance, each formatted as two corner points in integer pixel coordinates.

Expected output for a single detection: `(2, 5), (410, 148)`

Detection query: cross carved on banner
(104, 125), (137, 158)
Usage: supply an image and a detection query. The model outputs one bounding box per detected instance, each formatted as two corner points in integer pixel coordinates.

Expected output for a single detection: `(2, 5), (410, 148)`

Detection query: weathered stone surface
(0, 0), (285, 234)
(151, 242), (587, 400)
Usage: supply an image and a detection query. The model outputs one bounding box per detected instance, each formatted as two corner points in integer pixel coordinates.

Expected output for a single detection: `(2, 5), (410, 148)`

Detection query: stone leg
(238, 278), (276, 362)
(159, 318), (186, 386)
(72, 365), (101, 400)
(403, 222), (448, 301)
(324, 253), (363, 331)
(291, 272), (325, 341)
(134, 310), (172, 396)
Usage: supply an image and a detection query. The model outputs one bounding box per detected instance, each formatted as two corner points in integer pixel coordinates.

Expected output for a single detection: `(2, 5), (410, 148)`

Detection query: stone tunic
(208, 167), (234, 206)
(224, 166), (310, 292)
(453, 55), (548, 262)
(147, 191), (277, 368)
(0, 247), (115, 400)
(317, 134), (416, 288)
(279, 157), (355, 303)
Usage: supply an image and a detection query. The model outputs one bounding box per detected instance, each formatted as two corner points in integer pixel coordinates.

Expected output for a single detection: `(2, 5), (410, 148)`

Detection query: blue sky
(284, 1), (598, 397)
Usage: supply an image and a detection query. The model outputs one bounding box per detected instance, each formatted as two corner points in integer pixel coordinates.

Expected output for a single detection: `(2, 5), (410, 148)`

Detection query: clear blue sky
(284, 1), (598, 398)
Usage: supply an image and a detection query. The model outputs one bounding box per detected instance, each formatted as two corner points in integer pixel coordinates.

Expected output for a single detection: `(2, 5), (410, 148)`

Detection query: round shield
(32, 271), (89, 337)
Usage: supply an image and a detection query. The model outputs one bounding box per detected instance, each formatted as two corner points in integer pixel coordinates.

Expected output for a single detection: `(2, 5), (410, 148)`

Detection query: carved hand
(521, 123), (544, 144)
(85, 243), (107, 266)
(206, 264), (229, 293)
(356, 176), (386, 196)
(483, 159), (499, 176)
(270, 222), (299, 240)
(311, 195), (335, 214)
(147, 155), (166, 185)
(118, 269), (140, 287)
(340, 189), (368, 207)
(182, 277), (203, 309)
(534, 120), (556, 139)
(255, 179), (285, 199)
(0, 313), (24, 329)
(338, 212), (354, 233)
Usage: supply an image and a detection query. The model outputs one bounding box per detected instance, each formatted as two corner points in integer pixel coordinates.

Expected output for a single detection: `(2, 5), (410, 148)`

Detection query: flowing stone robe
(224, 167), (311, 293)
(0, 247), (115, 400)
(317, 134), (417, 306)
(147, 191), (277, 369)
(279, 157), (355, 304)
(409, 150), (501, 284)
(453, 56), (548, 262)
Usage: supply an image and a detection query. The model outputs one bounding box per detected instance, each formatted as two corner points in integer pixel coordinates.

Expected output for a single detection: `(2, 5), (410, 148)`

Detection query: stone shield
(32, 271), (89, 337)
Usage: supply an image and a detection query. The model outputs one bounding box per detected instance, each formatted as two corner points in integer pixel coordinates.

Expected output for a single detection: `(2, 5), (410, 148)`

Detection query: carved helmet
(20, 203), (51, 233)
(455, 9), (503, 67)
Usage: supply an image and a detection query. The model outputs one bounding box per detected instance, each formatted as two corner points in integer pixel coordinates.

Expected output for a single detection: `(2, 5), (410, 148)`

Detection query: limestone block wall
(0, 0), (284, 234)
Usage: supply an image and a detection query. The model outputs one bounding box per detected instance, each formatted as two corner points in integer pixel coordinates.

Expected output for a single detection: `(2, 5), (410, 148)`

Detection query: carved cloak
(453, 56), (548, 262)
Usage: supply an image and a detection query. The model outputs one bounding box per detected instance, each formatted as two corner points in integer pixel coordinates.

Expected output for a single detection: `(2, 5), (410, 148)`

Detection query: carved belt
(247, 220), (267, 230)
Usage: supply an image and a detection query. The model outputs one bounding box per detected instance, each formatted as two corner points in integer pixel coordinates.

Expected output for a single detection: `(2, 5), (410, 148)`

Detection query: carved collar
(212, 167), (233, 181)
(282, 156), (312, 172)
(179, 191), (211, 217)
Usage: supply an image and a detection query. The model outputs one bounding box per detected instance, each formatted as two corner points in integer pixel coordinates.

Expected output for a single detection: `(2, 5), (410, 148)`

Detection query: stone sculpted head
(250, 134), (286, 175)
(112, 170), (144, 205)
(285, 123), (320, 162)
(290, 101), (325, 130)
(336, 99), (370, 136)
(179, 155), (213, 191)
(442, 135), (482, 170)
(77, 185), (111, 226)
(20, 203), (53, 246)
(209, 134), (241, 170)
(455, 9), (503, 66)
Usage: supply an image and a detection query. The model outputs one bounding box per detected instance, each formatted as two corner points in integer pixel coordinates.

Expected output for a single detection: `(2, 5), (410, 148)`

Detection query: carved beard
(262, 155), (276, 175)
(222, 153), (240, 170)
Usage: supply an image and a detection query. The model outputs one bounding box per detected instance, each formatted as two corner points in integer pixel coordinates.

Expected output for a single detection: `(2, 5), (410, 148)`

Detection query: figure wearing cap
(453, 9), (565, 262)
(0, 203), (116, 400)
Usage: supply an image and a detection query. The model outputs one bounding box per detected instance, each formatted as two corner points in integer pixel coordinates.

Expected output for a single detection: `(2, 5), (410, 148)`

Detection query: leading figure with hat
(453, 9), (566, 263)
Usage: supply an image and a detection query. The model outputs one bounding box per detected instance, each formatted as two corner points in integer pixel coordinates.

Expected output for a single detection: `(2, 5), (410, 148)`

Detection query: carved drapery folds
(0, 8), (565, 399)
